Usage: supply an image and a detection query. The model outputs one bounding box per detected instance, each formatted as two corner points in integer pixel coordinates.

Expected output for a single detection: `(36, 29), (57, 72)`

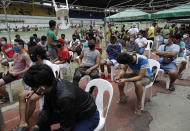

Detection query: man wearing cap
(53, 38), (70, 69)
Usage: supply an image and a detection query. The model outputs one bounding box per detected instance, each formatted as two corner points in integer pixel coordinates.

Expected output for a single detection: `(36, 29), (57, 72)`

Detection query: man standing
(148, 23), (157, 41)
(156, 34), (180, 91)
(23, 64), (99, 131)
(128, 24), (139, 36)
(47, 20), (59, 60)
(115, 53), (153, 114)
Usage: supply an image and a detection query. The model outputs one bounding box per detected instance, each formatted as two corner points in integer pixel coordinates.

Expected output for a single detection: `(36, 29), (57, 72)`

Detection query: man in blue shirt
(115, 53), (153, 115)
(183, 33), (190, 56)
(100, 36), (121, 81)
(156, 34), (180, 91)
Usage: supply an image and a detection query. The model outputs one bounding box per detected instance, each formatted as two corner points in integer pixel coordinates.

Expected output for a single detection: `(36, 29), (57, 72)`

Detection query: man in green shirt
(47, 20), (59, 60)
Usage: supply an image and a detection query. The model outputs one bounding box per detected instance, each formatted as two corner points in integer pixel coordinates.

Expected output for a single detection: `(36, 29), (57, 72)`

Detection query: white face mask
(183, 35), (188, 39)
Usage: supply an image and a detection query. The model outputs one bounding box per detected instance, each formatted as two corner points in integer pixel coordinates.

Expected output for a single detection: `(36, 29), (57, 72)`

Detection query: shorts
(159, 62), (177, 73)
(122, 73), (152, 86)
(0, 72), (18, 84)
(176, 57), (186, 66)
(138, 48), (145, 55)
(105, 58), (119, 67)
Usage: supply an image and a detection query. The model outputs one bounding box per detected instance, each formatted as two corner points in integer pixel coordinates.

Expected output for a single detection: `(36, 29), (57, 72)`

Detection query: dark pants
(38, 110), (99, 131)
(73, 67), (99, 86)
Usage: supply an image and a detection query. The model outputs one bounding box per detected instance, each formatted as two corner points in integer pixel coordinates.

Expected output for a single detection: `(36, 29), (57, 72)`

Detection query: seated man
(73, 37), (100, 86)
(173, 34), (187, 79)
(53, 38), (70, 69)
(135, 31), (148, 55)
(70, 34), (82, 56)
(156, 34), (180, 91)
(100, 35), (121, 80)
(183, 33), (190, 56)
(1, 37), (14, 66)
(115, 53), (153, 114)
(23, 64), (99, 131)
(16, 46), (56, 130)
(37, 36), (47, 51)
(126, 34), (139, 54)
(0, 39), (30, 103)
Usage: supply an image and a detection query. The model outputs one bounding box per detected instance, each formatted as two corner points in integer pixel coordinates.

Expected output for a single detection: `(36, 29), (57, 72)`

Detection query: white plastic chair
(145, 40), (153, 58)
(125, 59), (160, 110)
(39, 64), (60, 110)
(5, 62), (28, 103)
(85, 79), (113, 131)
(184, 49), (190, 69)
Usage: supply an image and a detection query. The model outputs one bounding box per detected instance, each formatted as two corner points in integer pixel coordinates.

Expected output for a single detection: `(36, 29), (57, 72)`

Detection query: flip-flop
(169, 85), (175, 91)
(134, 108), (142, 115)
(15, 126), (29, 131)
(117, 96), (128, 104)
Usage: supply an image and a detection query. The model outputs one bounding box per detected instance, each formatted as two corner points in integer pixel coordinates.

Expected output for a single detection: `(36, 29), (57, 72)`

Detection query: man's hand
(25, 91), (34, 99)
(9, 72), (18, 77)
(2, 70), (8, 77)
(85, 69), (91, 75)
(118, 78), (128, 85)
(79, 64), (83, 68)
(31, 125), (39, 131)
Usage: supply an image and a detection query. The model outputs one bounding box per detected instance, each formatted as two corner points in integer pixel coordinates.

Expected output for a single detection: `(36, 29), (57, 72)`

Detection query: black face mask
(88, 44), (95, 50)
(73, 38), (76, 41)
(30, 55), (38, 62)
(57, 44), (62, 48)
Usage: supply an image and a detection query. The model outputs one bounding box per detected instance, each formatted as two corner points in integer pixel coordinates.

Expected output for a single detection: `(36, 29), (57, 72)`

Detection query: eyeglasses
(33, 86), (45, 96)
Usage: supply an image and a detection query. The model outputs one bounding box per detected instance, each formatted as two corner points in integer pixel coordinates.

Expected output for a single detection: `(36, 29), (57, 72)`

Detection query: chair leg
(6, 84), (13, 103)
(149, 87), (152, 101)
(141, 87), (146, 110)
(166, 75), (170, 89)
(111, 66), (114, 81)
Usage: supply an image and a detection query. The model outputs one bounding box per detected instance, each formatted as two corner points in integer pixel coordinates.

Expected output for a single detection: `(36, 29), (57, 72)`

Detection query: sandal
(178, 74), (183, 80)
(15, 125), (29, 131)
(117, 96), (128, 104)
(134, 107), (142, 115)
(169, 85), (175, 91)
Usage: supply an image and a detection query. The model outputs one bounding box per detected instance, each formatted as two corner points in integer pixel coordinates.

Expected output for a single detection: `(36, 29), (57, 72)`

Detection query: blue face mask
(130, 38), (134, 42)
(13, 46), (20, 51)
(1, 41), (6, 45)
(164, 39), (168, 44)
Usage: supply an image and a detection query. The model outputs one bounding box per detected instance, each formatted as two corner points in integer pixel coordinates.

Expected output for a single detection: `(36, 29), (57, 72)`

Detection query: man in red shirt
(1, 37), (14, 66)
(53, 38), (70, 68)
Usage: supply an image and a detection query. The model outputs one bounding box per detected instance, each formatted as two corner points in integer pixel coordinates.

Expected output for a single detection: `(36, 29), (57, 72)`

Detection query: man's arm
(58, 98), (76, 131)
(123, 69), (146, 82)
(78, 49), (84, 66)
(48, 37), (56, 47)
(156, 50), (178, 57)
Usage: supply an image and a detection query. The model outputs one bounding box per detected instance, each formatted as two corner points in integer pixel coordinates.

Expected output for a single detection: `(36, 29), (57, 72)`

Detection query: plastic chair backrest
(148, 59), (160, 82)
(52, 64), (60, 78)
(85, 79), (113, 118)
(147, 40), (153, 49)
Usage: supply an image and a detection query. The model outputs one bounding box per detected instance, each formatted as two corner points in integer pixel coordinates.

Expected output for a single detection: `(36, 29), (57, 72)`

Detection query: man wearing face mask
(53, 38), (70, 69)
(135, 31), (148, 55)
(126, 34), (139, 54)
(1, 37), (14, 66)
(100, 35), (121, 81)
(70, 34), (82, 56)
(73, 37), (100, 86)
(183, 33), (190, 56)
(15, 45), (56, 131)
(0, 39), (31, 103)
(156, 34), (180, 91)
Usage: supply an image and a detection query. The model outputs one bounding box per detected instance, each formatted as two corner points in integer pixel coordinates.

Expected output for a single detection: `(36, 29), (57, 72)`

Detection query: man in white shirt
(135, 31), (148, 55)
(128, 24), (139, 36)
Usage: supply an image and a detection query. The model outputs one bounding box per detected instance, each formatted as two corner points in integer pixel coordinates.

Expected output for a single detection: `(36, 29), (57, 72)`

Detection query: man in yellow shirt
(148, 23), (157, 41)
(106, 24), (112, 46)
